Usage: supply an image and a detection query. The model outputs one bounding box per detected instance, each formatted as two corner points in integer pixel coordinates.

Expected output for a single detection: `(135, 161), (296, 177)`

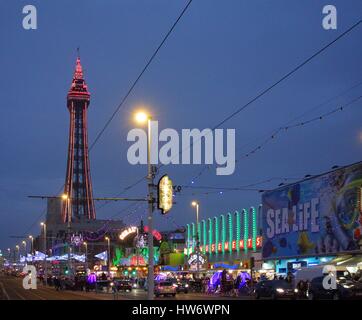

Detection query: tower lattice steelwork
(62, 57), (96, 222)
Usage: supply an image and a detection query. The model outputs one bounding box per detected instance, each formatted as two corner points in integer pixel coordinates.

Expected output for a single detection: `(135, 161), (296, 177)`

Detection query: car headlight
(110, 282), (114, 286)
(294, 288), (298, 293)
(185, 284), (189, 288)
(343, 284), (354, 289)
(172, 283), (178, 288)
(276, 288), (284, 293)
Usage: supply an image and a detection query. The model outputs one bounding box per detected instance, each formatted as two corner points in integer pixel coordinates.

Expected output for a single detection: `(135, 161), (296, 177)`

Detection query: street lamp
(105, 237), (111, 276)
(7, 248), (11, 261)
(29, 235), (34, 263)
(191, 201), (200, 276)
(40, 222), (48, 286)
(15, 245), (20, 264)
(83, 242), (88, 271)
(62, 193), (73, 277)
(22, 241), (27, 264)
(134, 110), (155, 300)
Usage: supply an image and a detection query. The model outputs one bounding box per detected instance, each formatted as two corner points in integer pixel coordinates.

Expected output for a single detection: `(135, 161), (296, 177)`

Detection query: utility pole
(147, 115), (155, 300)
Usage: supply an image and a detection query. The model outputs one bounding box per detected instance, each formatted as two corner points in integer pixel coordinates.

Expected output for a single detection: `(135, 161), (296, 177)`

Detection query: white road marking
(0, 281), (10, 300)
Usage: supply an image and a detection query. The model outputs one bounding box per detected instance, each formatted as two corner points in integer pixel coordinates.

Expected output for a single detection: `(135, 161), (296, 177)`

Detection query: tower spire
(63, 56), (96, 223)
(74, 55), (84, 80)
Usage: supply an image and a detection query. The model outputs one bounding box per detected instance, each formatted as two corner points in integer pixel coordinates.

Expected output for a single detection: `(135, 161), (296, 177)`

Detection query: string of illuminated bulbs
(185, 94), (362, 189)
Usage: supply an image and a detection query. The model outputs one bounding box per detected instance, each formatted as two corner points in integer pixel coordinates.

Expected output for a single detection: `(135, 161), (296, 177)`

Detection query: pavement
(0, 275), (254, 300)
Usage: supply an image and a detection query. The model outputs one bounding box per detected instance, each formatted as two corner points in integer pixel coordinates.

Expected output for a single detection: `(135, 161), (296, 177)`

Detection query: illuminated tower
(62, 56), (96, 222)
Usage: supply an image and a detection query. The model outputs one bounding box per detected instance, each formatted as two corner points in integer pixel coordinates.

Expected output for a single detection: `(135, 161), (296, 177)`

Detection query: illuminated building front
(185, 206), (263, 270)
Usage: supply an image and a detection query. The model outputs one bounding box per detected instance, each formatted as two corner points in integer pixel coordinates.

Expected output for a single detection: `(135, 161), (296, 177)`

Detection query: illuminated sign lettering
(119, 226), (138, 240)
(232, 240), (236, 251)
(158, 175), (173, 214)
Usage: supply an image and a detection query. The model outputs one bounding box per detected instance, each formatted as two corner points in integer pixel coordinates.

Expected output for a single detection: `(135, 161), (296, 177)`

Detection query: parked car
(113, 279), (133, 292)
(174, 280), (189, 294)
(306, 276), (361, 300)
(254, 280), (297, 300)
(155, 281), (177, 297)
(294, 265), (352, 285)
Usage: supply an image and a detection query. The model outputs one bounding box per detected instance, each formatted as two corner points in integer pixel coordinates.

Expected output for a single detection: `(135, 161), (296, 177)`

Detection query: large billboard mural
(262, 162), (362, 259)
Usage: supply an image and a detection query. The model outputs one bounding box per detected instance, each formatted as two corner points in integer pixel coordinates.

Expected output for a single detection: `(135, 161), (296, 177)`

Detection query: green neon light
(228, 213), (233, 253)
(197, 222), (201, 247)
(221, 214), (226, 254)
(252, 206), (257, 251)
(243, 209), (248, 253)
(192, 222), (195, 253)
(186, 224), (190, 254)
(214, 216), (219, 255)
(235, 211), (240, 253)
(208, 218), (212, 251)
(202, 220), (206, 254)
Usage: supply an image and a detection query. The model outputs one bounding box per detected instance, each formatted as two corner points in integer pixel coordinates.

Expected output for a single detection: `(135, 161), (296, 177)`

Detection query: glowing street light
(134, 111), (150, 124)
(191, 201), (200, 275)
(105, 237), (111, 276)
(22, 240), (27, 258)
(83, 242), (88, 270)
(15, 245), (20, 263)
(133, 109), (155, 300)
(40, 222), (47, 286)
(29, 235), (34, 256)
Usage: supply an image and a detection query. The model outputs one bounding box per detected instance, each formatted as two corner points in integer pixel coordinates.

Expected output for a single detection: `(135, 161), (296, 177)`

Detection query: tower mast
(62, 56), (96, 222)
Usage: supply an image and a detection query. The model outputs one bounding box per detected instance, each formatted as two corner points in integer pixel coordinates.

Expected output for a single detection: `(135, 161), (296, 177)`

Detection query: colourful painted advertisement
(262, 162), (362, 259)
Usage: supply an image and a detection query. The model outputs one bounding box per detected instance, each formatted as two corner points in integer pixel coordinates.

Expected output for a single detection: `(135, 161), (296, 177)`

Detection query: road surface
(0, 275), (253, 300)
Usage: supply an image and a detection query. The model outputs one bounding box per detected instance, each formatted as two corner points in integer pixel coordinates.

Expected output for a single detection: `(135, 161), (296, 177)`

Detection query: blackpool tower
(62, 56), (96, 223)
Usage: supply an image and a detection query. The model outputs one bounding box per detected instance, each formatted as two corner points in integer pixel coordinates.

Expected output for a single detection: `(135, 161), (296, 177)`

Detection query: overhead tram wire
(91, 0), (194, 211)
(95, 18), (362, 218)
(155, 18), (362, 178)
(187, 79), (362, 184)
(89, 0), (193, 152)
(211, 19), (362, 130)
(96, 16), (362, 216)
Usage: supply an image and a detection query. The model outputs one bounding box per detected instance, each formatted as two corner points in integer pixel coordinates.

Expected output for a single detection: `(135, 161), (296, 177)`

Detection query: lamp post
(62, 194), (72, 277)
(40, 222), (47, 286)
(15, 245), (19, 264)
(83, 242), (88, 271)
(134, 110), (155, 300)
(29, 235), (34, 263)
(22, 241), (27, 265)
(191, 201), (200, 276)
(105, 237), (111, 276)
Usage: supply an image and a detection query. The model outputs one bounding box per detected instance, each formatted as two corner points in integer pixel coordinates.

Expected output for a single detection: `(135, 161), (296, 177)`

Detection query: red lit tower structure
(62, 57), (96, 223)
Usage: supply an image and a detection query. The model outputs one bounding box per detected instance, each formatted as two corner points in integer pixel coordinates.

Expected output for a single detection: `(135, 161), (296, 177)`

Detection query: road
(0, 275), (252, 300)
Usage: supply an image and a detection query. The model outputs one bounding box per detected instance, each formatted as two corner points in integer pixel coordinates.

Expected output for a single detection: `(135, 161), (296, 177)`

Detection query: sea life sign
(262, 162), (362, 259)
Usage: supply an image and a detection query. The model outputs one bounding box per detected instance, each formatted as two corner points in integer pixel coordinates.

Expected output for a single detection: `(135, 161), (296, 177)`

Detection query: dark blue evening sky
(1, 0), (362, 249)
